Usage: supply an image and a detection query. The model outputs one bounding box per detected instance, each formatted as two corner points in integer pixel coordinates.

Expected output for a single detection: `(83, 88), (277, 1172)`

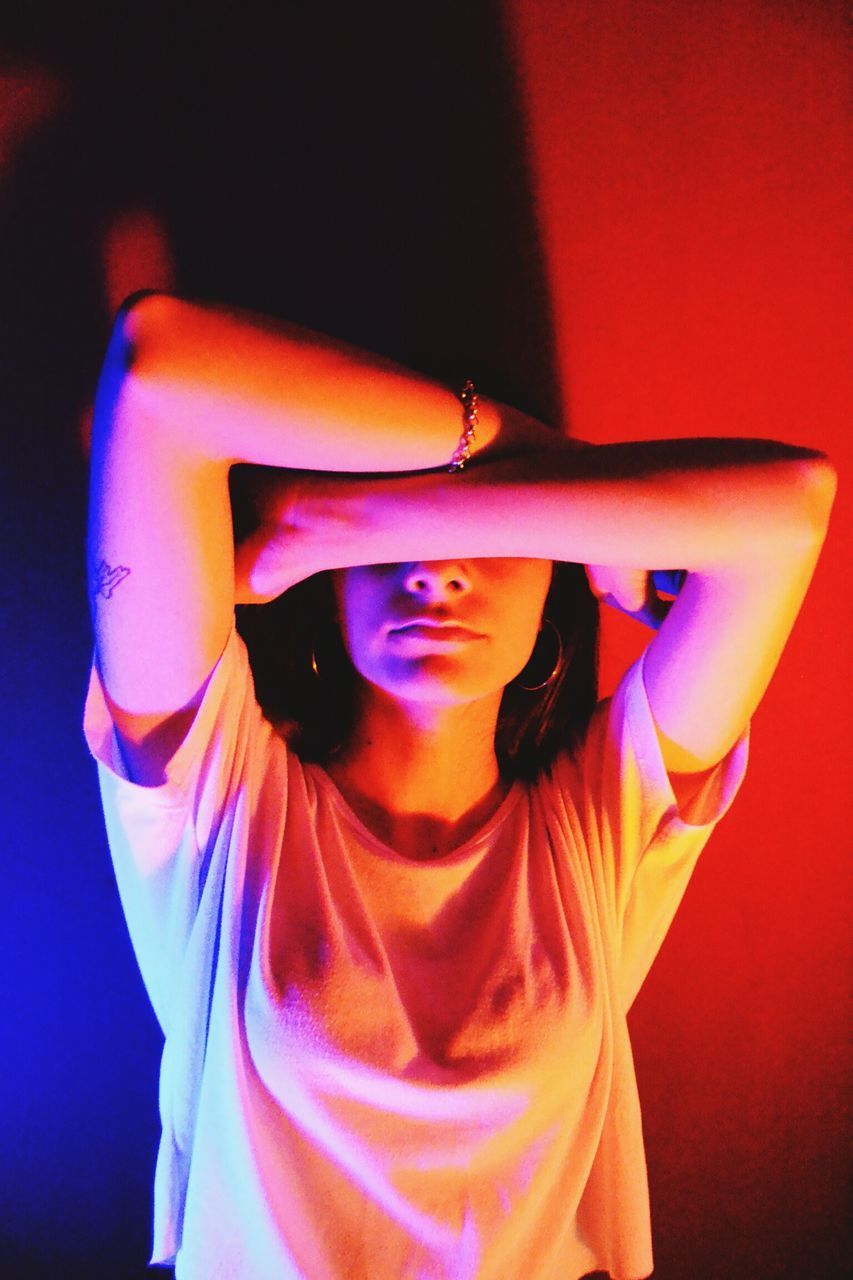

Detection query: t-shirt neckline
(305, 763), (525, 864)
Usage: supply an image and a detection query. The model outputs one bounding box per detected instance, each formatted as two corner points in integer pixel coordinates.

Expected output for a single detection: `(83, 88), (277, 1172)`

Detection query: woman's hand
(233, 469), (360, 604)
(233, 468), (311, 604)
(234, 519), (313, 604)
(584, 564), (678, 630)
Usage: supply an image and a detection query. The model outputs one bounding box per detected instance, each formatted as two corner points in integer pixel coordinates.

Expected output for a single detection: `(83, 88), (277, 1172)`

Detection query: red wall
(505, 1), (850, 1273)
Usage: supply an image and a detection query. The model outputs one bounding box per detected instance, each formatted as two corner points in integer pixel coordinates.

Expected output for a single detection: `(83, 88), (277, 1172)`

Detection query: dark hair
(235, 562), (599, 784)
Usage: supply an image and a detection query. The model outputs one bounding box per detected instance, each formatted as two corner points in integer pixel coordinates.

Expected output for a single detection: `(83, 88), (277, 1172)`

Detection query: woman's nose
(402, 562), (472, 597)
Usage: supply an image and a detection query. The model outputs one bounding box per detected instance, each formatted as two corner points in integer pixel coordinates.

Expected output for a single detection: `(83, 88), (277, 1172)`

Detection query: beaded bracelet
(447, 379), (479, 472)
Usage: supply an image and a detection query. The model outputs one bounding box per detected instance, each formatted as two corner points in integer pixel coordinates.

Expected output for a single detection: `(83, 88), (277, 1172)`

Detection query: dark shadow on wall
(2, 0), (564, 419)
(0, 1), (561, 1275)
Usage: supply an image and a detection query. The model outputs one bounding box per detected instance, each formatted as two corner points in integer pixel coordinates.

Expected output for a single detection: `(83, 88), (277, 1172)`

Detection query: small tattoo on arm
(92, 560), (131, 600)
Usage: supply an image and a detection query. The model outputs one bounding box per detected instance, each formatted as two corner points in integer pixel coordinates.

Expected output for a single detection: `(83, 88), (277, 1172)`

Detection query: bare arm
(237, 437), (833, 590)
(87, 292), (528, 782)
(237, 437), (836, 775)
(123, 291), (510, 470)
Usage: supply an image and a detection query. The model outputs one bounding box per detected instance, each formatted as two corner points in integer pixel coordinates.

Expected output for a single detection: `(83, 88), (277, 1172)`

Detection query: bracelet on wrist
(447, 379), (479, 473)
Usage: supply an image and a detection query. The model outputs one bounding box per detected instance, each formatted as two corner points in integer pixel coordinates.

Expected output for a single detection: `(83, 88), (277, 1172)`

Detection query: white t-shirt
(83, 626), (748, 1280)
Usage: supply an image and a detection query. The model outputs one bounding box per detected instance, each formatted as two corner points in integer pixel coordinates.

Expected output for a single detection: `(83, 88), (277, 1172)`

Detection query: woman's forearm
(123, 292), (510, 471)
(244, 436), (835, 596)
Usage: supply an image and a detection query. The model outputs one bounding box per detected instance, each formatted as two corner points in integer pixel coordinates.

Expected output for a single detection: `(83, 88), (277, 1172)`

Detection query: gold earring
(514, 618), (563, 691)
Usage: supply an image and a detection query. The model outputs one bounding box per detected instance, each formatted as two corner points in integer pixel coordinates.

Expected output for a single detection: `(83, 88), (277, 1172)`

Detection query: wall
(505, 2), (850, 1275)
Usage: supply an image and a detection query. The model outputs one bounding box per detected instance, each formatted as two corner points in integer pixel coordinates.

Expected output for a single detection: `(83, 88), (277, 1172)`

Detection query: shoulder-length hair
(235, 561), (599, 783)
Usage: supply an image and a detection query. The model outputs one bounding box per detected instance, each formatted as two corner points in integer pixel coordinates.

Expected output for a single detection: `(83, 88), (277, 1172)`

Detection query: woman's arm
(238, 437), (832, 588)
(126, 291), (516, 470)
(238, 436), (836, 775)
(88, 292), (541, 781)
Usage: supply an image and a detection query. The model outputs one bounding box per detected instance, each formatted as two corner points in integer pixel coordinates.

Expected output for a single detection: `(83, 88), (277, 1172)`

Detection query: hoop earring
(310, 648), (321, 679)
(514, 618), (563, 692)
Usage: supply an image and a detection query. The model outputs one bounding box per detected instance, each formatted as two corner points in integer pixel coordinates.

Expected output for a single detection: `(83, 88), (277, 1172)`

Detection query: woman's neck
(325, 688), (509, 859)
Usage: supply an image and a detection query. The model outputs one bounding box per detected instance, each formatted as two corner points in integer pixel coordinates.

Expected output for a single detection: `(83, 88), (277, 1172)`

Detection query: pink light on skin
(388, 622), (487, 651)
(333, 560), (552, 715)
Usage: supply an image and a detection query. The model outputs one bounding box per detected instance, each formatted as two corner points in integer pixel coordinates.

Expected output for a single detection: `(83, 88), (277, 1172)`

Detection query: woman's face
(331, 558), (554, 707)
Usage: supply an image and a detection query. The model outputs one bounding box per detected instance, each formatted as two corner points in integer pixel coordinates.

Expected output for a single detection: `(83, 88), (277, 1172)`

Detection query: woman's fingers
(631, 591), (673, 631)
(585, 564), (648, 613)
(585, 564), (674, 630)
(234, 521), (310, 604)
(234, 527), (280, 603)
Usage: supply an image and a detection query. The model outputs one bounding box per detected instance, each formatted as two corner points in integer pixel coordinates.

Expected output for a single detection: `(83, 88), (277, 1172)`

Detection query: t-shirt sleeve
(552, 646), (749, 1012)
(82, 624), (270, 1035)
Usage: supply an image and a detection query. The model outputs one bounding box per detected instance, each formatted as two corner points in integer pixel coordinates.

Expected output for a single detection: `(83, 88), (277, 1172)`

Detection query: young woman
(84, 291), (835, 1279)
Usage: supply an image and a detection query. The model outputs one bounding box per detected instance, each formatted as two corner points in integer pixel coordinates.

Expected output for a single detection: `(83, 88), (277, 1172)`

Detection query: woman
(84, 291), (835, 1279)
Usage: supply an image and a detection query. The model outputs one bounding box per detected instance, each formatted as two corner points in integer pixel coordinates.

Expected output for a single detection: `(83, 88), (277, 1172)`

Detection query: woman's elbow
(795, 454), (838, 546)
(111, 289), (174, 370)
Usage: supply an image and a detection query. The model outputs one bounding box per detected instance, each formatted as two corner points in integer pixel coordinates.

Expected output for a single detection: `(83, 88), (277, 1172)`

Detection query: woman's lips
(389, 623), (484, 641)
